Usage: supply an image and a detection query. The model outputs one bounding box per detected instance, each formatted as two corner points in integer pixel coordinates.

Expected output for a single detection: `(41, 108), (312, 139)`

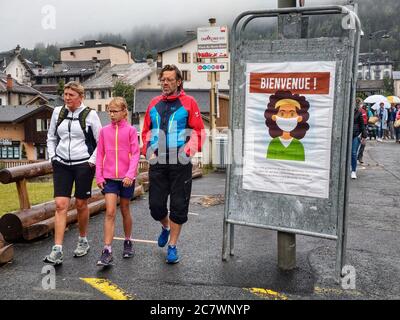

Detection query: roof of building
(23, 93), (65, 107)
(83, 63), (155, 90)
(35, 60), (111, 78)
(0, 48), (34, 75)
(0, 50), (16, 72)
(61, 41), (131, 53)
(134, 89), (228, 113)
(30, 66), (53, 76)
(393, 71), (400, 80)
(32, 84), (58, 95)
(356, 80), (384, 90)
(0, 73), (40, 95)
(359, 50), (394, 65)
(0, 105), (53, 123)
(42, 93), (64, 106)
(158, 37), (196, 54)
(97, 111), (140, 131)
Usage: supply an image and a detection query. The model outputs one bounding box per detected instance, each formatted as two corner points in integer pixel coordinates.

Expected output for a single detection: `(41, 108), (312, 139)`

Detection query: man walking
(141, 64), (205, 264)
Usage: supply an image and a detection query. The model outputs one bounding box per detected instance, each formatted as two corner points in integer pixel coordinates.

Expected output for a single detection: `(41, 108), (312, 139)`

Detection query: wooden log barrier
(0, 189), (104, 242)
(22, 185), (143, 241)
(0, 233), (5, 249)
(136, 172), (149, 185)
(0, 244), (14, 265)
(23, 199), (107, 241)
(136, 172), (149, 192)
(0, 230), (13, 265)
(0, 162), (53, 184)
(192, 168), (203, 179)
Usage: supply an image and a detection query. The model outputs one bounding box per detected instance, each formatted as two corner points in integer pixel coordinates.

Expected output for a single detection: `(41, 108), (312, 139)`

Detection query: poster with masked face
(242, 61), (336, 199)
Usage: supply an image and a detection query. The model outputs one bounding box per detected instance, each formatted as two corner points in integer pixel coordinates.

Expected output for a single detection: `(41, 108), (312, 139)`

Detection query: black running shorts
(52, 160), (95, 199)
(148, 162), (192, 225)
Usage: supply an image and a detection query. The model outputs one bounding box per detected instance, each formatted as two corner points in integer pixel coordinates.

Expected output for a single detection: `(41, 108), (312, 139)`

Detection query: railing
(0, 160), (44, 169)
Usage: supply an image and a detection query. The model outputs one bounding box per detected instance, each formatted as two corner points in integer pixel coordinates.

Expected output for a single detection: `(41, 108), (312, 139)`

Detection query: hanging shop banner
(242, 61), (336, 199)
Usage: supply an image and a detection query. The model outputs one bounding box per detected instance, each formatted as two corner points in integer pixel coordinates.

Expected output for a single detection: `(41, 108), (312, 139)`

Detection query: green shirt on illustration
(266, 137), (305, 161)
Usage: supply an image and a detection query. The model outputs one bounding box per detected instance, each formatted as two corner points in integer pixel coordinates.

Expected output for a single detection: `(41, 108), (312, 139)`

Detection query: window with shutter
(182, 70), (191, 81)
(180, 52), (190, 63)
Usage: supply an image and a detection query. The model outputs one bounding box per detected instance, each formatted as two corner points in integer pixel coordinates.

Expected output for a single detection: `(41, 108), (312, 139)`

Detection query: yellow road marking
(245, 288), (288, 300)
(80, 278), (134, 300)
(113, 237), (157, 244)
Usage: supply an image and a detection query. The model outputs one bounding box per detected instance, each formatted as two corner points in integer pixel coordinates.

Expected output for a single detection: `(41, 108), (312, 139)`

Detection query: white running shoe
(351, 171), (357, 179)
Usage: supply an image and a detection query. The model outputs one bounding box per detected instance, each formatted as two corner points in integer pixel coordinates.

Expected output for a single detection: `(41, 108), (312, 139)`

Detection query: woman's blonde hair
(108, 97), (128, 119)
(64, 81), (85, 97)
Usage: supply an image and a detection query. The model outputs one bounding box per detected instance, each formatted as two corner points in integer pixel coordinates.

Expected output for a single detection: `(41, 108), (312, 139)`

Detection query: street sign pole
(276, 0), (298, 272)
(197, 22), (229, 168)
(209, 18), (217, 168)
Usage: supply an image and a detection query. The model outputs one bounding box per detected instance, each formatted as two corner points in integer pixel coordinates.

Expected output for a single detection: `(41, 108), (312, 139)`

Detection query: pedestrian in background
(351, 105), (367, 179)
(395, 104), (400, 143)
(357, 104), (368, 164)
(377, 102), (388, 142)
(388, 105), (397, 140)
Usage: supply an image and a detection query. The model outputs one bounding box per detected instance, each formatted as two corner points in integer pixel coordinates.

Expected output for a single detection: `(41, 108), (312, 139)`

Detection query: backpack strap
(78, 107), (92, 132)
(56, 106), (69, 129)
(79, 107), (97, 156)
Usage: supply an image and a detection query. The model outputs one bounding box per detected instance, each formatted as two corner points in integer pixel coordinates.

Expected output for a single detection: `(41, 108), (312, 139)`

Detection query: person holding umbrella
(395, 104), (400, 143)
(376, 102), (388, 142)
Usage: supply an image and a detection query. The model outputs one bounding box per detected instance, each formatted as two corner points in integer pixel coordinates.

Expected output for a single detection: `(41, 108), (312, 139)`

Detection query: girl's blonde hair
(108, 97), (128, 120)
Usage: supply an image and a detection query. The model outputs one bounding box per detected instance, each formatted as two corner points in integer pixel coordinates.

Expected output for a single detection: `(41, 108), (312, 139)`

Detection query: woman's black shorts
(52, 160), (95, 199)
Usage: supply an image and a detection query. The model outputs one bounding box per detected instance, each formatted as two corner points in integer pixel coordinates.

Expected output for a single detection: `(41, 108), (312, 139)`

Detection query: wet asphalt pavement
(0, 139), (399, 300)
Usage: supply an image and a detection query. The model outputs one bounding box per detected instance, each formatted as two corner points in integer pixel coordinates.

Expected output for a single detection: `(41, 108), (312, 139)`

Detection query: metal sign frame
(222, 5), (361, 280)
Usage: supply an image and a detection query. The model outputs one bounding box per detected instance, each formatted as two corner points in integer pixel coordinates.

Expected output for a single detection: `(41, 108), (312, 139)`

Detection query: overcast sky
(0, 0), (346, 51)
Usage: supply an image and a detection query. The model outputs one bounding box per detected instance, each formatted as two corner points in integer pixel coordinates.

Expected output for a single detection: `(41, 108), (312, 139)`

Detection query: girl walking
(96, 97), (140, 266)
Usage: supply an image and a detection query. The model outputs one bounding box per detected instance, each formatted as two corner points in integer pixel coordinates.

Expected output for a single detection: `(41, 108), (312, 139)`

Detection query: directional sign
(197, 26), (228, 58)
(197, 63), (228, 72)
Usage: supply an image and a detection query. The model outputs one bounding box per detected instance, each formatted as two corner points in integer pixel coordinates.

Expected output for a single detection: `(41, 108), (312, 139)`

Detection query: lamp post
(368, 30), (390, 55)
(366, 30), (393, 81)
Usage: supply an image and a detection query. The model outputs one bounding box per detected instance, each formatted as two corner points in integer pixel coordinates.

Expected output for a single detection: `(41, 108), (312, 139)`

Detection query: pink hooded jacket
(96, 119), (140, 184)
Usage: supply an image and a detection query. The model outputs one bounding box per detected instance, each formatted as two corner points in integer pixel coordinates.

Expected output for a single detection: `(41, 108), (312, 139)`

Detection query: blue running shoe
(158, 227), (170, 248)
(166, 245), (180, 264)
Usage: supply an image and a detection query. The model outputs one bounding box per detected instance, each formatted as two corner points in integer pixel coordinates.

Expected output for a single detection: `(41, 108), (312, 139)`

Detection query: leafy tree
(57, 80), (65, 96)
(383, 76), (394, 96)
(112, 81), (134, 110)
(357, 92), (367, 101)
(21, 144), (27, 159)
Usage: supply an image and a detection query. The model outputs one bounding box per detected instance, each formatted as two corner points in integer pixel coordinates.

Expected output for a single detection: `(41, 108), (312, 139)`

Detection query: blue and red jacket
(141, 90), (205, 158)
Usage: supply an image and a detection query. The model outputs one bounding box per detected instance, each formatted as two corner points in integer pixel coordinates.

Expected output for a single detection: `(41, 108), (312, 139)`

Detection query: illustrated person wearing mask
(264, 90), (310, 161)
